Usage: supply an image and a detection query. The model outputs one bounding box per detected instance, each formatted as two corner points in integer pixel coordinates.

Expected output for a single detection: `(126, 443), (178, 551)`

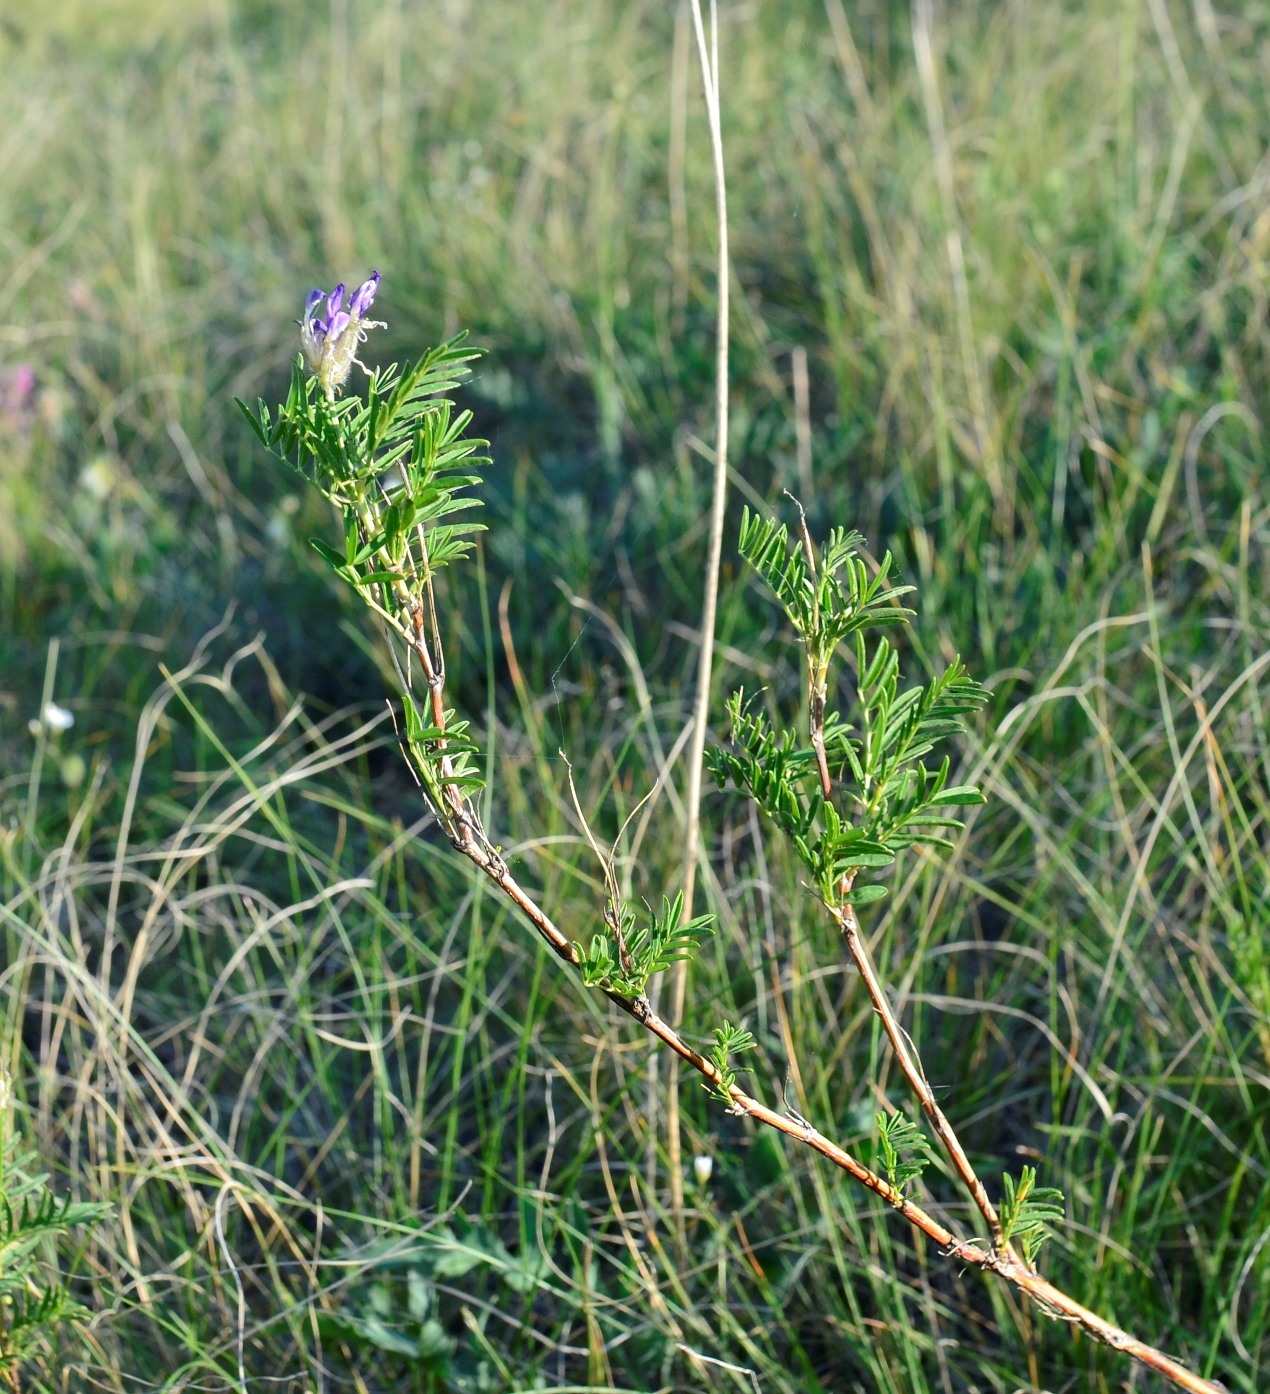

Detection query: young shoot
(240, 284), (490, 849)
(999, 1166), (1066, 1268)
(706, 1023), (757, 1106)
(708, 505), (988, 908)
(876, 1111), (934, 1201)
(577, 892), (716, 1001)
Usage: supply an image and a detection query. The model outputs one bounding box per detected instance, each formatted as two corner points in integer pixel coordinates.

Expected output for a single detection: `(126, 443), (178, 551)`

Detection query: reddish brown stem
(809, 688), (833, 799)
(835, 892), (1012, 1255)
(442, 822), (1224, 1394)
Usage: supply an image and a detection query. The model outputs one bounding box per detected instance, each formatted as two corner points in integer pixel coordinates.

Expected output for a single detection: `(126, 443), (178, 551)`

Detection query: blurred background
(1, 0), (1267, 1389)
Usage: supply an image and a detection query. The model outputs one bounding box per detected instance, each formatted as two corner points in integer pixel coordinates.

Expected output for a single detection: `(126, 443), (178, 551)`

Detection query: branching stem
(438, 788), (1224, 1394)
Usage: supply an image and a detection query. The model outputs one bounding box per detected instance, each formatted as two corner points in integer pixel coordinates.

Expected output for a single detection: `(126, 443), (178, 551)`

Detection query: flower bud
(349, 271), (380, 318)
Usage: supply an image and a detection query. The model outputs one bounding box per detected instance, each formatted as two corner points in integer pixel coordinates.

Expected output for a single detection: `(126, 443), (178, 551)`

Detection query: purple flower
(11, 364), (34, 400)
(348, 271), (380, 319)
(303, 288), (324, 321)
(299, 270), (385, 398)
(1, 362), (37, 431)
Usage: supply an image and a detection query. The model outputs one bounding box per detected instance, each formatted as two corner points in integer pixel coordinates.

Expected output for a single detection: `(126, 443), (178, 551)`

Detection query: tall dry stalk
(664, 0), (731, 1236)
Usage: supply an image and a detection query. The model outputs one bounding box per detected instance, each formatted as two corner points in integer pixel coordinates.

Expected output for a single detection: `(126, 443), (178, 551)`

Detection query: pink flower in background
(2, 363), (36, 429)
(1, 359), (38, 440)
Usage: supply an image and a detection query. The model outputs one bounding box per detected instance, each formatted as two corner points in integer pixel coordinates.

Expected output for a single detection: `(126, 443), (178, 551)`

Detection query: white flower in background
(693, 1154), (713, 1185)
(42, 702), (75, 732)
(79, 455), (116, 501)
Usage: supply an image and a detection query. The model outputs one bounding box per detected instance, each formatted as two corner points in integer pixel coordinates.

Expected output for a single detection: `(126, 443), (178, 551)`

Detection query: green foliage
(241, 340), (487, 586)
(0, 1070), (110, 1388)
(846, 645), (988, 848)
(705, 1022), (757, 1105)
(998, 1166), (1066, 1267)
(875, 1111), (933, 1201)
(319, 1216), (546, 1391)
(576, 891), (716, 999)
(709, 693), (820, 847)
(738, 507), (913, 654)
(710, 509), (987, 904)
(400, 692), (487, 806)
(239, 339), (490, 828)
(321, 1270), (454, 1367)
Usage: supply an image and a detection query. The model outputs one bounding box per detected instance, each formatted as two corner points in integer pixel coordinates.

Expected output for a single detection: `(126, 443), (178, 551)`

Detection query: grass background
(1, 0), (1268, 1389)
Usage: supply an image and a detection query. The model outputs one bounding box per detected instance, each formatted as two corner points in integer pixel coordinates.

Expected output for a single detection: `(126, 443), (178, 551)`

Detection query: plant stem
(835, 892), (1013, 1255)
(437, 810), (1224, 1394)
(793, 502), (834, 800)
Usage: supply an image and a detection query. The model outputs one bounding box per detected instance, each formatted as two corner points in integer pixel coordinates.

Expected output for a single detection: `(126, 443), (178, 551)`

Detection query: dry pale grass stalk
(665, 0), (731, 1238)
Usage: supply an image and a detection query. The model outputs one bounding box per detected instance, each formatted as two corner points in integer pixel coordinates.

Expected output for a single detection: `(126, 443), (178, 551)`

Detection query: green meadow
(1, 0), (1267, 1389)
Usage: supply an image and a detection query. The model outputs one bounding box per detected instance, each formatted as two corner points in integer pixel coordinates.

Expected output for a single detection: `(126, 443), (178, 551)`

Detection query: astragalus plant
(240, 274), (1226, 1394)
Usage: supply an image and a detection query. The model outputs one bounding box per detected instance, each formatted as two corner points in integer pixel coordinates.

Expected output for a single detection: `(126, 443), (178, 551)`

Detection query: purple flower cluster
(300, 271), (384, 398)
